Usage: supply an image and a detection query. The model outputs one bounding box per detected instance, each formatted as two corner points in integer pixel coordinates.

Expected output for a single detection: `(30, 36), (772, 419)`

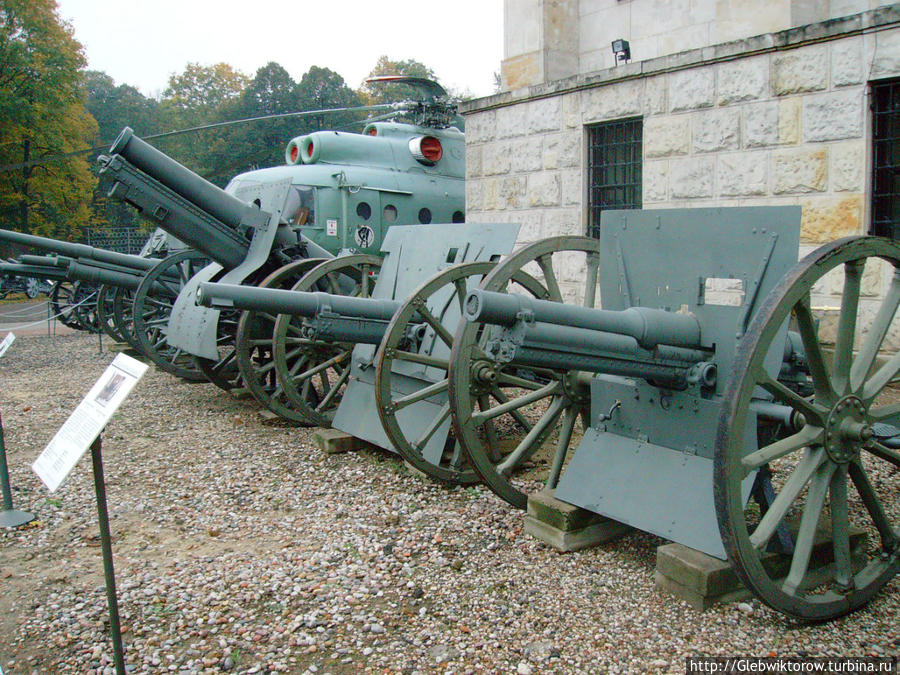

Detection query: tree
(295, 66), (363, 132)
(0, 0), (97, 237)
(360, 56), (439, 104)
(200, 62), (299, 184)
(162, 62), (248, 123)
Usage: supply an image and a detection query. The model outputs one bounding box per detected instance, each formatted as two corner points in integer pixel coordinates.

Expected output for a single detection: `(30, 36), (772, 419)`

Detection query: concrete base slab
(524, 489), (631, 552)
(313, 428), (374, 455)
(229, 388), (254, 400)
(655, 522), (867, 610)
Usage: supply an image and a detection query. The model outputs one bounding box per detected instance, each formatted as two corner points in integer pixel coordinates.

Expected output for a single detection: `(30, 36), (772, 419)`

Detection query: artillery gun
(97, 78), (466, 411)
(198, 221), (523, 478)
(433, 206), (899, 620)
(0, 229), (194, 368)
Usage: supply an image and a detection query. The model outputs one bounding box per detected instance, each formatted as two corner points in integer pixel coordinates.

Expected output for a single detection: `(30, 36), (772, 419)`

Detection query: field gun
(438, 206), (899, 620)
(198, 222), (521, 477)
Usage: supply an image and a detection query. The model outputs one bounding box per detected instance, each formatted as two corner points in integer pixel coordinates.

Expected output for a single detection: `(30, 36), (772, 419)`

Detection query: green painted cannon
(99, 116), (466, 411)
(198, 222), (522, 480)
(442, 206), (900, 620)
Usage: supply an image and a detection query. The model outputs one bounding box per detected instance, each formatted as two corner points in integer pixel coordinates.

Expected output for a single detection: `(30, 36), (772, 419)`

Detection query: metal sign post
(32, 353), (148, 673)
(0, 410), (34, 528)
(89, 435), (125, 675)
(0, 333), (33, 529)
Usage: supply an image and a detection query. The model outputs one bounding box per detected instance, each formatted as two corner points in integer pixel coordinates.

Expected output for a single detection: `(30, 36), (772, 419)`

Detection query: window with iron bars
(872, 78), (900, 239)
(587, 117), (642, 238)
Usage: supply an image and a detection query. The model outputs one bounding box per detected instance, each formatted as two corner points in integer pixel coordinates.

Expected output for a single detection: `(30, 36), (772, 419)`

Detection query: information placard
(0, 332), (14, 359)
(32, 353), (148, 492)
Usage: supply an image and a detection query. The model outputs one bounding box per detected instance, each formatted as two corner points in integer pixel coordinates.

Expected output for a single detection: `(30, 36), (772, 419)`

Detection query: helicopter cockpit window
(284, 185), (316, 226)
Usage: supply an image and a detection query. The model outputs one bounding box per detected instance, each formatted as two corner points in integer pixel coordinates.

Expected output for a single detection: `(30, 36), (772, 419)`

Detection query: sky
(55, 0), (505, 100)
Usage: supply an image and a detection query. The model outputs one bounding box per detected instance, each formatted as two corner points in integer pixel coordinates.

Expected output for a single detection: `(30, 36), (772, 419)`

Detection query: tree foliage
(0, 0), (97, 237)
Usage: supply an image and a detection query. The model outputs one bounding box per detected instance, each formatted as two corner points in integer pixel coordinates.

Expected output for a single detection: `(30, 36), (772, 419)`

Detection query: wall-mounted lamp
(611, 39), (631, 65)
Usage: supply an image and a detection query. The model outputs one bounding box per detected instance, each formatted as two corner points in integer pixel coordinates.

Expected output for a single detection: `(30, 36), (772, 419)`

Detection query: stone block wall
(465, 9), (900, 340)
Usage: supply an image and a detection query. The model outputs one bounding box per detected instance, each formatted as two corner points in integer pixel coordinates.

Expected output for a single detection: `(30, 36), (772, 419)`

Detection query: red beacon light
(409, 136), (442, 165)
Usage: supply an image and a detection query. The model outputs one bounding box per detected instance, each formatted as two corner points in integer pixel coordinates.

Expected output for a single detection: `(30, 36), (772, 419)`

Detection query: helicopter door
(347, 189), (383, 253)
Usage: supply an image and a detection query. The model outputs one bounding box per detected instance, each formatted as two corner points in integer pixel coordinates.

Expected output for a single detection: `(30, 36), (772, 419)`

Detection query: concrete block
(656, 523), (866, 610)
(773, 45), (828, 95)
(313, 428), (372, 455)
(802, 90), (863, 143)
(525, 489), (631, 552)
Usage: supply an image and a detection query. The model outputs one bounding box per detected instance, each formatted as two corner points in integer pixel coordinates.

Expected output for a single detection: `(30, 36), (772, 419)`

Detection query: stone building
(461, 1), (900, 257)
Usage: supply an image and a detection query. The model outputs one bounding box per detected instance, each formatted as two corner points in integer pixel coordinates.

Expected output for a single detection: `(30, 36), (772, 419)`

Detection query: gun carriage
(198, 221), (524, 479)
(425, 206), (900, 621)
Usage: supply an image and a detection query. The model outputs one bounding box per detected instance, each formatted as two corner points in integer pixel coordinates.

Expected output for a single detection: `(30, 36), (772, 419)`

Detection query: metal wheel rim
(715, 236), (900, 620)
(448, 236), (601, 508)
(272, 255), (383, 427)
(132, 250), (208, 381)
(50, 280), (83, 330)
(235, 258), (325, 423)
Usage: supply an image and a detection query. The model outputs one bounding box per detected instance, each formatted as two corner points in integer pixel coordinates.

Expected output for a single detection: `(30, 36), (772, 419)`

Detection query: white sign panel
(326, 219), (338, 236)
(32, 353), (148, 492)
(0, 333), (14, 359)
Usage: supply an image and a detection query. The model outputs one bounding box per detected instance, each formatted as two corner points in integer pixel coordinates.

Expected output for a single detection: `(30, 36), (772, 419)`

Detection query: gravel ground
(0, 334), (898, 675)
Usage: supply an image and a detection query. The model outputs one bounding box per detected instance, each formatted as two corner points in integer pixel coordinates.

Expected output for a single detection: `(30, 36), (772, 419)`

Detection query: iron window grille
(872, 78), (900, 239)
(587, 117), (642, 238)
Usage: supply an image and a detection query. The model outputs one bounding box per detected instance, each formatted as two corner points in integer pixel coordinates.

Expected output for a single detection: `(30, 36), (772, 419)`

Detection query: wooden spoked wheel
(715, 236), (900, 620)
(194, 303), (244, 391)
(71, 282), (100, 333)
(375, 262), (546, 485)
(272, 255), (382, 427)
(132, 250), (208, 382)
(234, 258), (326, 423)
(96, 284), (127, 343)
(111, 286), (143, 353)
(448, 236), (601, 509)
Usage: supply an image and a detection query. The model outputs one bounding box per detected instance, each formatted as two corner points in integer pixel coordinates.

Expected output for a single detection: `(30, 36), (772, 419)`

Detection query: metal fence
(83, 227), (146, 255)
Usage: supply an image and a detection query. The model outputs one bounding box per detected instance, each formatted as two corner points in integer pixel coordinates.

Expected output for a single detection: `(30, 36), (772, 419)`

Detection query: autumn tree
(0, 0), (97, 237)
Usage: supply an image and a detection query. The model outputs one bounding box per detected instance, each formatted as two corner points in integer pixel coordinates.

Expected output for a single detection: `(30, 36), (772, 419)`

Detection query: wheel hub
(823, 395), (873, 463)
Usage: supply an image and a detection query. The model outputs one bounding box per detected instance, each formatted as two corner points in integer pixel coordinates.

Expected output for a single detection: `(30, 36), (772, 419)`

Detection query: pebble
(0, 334), (897, 674)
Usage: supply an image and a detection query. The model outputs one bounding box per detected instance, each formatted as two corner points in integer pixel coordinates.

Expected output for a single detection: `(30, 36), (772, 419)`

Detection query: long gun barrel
(0, 229), (159, 271)
(197, 282), (400, 322)
(0, 262), (68, 282)
(98, 127), (256, 269)
(464, 289), (703, 350)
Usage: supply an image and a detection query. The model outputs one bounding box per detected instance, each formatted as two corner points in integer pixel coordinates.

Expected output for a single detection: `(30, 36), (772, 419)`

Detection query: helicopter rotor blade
(0, 102), (404, 174)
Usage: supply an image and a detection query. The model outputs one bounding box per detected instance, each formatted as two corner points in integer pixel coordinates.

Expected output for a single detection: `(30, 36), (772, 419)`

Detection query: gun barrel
(197, 282), (400, 322)
(66, 260), (145, 290)
(0, 262), (68, 281)
(0, 229), (158, 271)
(464, 289), (703, 350)
(109, 127), (252, 231)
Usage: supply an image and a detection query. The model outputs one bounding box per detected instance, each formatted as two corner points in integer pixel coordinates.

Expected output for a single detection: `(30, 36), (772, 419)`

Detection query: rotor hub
(823, 395), (872, 463)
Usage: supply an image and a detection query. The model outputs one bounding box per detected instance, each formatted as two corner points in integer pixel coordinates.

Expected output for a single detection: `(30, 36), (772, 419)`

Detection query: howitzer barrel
(465, 289), (703, 350)
(197, 282), (401, 322)
(110, 128), (252, 232)
(0, 262), (68, 281)
(0, 229), (158, 271)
